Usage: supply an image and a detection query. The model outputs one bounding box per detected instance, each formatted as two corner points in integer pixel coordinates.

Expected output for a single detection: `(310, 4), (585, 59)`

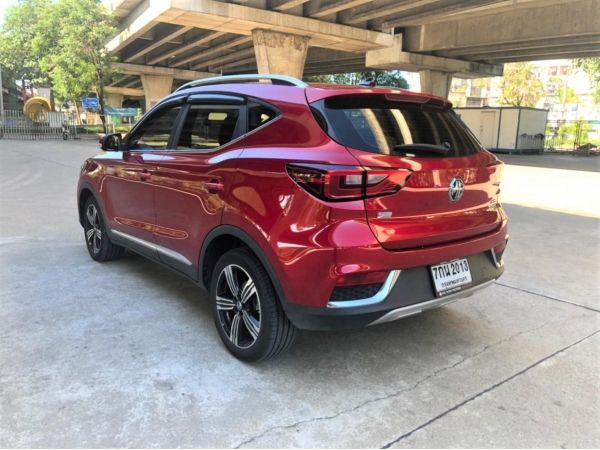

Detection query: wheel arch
(199, 225), (287, 306)
(78, 183), (98, 226)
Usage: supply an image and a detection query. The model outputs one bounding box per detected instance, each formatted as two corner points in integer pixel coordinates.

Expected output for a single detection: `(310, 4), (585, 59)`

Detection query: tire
(83, 197), (125, 262)
(211, 248), (296, 361)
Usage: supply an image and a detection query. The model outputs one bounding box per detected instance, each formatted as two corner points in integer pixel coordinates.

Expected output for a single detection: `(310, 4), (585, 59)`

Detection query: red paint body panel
(78, 82), (508, 313)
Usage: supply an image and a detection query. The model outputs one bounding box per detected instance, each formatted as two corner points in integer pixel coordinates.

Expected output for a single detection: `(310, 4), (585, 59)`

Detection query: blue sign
(82, 97), (100, 109)
(105, 106), (138, 117)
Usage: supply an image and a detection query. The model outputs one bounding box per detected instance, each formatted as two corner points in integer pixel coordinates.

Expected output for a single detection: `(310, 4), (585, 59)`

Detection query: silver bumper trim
(368, 279), (496, 326)
(327, 270), (402, 308)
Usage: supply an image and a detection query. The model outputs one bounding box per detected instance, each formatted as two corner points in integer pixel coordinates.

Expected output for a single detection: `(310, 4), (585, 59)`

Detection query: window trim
(124, 96), (187, 152)
(167, 94), (281, 154)
(168, 95), (246, 153)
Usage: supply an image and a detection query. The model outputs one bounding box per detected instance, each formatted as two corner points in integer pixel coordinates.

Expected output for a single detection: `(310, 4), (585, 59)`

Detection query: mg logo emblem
(448, 177), (465, 202)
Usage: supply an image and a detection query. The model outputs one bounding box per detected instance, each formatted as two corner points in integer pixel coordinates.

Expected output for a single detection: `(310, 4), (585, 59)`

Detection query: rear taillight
(287, 164), (411, 201)
(487, 161), (504, 186)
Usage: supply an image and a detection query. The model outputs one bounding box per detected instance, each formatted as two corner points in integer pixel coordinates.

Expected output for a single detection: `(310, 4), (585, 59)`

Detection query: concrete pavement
(0, 139), (598, 448)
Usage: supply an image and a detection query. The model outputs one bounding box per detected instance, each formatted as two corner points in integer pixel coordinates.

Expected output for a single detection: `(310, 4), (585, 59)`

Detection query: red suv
(78, 75), (508, 361)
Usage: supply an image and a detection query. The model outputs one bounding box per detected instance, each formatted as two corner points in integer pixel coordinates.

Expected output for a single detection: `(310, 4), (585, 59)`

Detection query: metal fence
(0, 109), (81, 140)
(545, 120), (600, 151)
(0, 109), (140, 141)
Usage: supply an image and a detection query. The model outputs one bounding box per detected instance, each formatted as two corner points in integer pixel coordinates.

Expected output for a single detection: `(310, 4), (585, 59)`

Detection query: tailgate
(310, 92), (505, 250)
(355, 151), (504, 250)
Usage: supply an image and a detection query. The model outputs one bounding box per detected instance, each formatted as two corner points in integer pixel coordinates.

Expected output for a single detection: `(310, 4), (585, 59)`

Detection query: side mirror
(100, 133), (122, 151)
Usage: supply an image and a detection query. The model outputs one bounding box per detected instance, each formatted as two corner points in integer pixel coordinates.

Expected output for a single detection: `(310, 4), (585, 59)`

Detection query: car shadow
(108, 249), (487, 375)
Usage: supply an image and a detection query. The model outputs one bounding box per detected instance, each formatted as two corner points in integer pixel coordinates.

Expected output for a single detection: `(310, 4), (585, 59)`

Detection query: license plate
(430, 258), (473, 297)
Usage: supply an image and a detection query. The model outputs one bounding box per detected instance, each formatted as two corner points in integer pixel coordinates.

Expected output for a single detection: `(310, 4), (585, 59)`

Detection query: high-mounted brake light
(287, 164), (411, 201)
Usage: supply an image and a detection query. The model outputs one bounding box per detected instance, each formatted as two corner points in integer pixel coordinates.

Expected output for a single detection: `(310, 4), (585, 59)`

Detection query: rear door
(151, 94), (246, 277)
(313, 94), (504, 250)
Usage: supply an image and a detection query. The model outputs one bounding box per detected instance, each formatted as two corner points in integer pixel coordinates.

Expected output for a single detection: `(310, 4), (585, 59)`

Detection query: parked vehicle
(77, 74), (508, 361)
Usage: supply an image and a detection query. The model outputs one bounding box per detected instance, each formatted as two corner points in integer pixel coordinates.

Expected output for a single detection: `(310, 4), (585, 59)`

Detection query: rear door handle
(139, 169), (152, 181)
(205, 180), (224, 193)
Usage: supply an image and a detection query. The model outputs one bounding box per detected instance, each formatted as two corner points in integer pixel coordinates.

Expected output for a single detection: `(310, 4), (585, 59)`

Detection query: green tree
(39, 0), (117, 130)
(305, 70), (409, 89)
(499, 62), (544, 107)
(0, 0), (116, 130)
(548, 76), (579, 106)
(574, 57), (600, 104)
(0, 0), (52, 88)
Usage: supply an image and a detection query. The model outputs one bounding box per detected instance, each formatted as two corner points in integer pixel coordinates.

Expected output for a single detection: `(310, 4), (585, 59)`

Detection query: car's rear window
(312, 95), (481, 157)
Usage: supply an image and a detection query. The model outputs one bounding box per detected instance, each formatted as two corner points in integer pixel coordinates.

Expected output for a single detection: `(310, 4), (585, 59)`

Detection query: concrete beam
(122, 77), (142, 88)
(193, 47), (256, 71)
(379, 0), (500, 28)
(366, 36), (503, 78)
(270, 0), (309, 11)
(113, 62), (215, 80)
(403, 0), (600, 58)
(146, 31), (226, 65)
(306, 0), (372, 18)
(174, 36), (252, 68)
(113, 0), (394, 52)
(124, 25), (193, 62)
(107, 1), (171, 52)
(340, 0), (442, 25)
(105, 86), (145, 97)
(387, 0), (577, 27)
(215, 55), (257, 71)
(252, 29), (309, 78)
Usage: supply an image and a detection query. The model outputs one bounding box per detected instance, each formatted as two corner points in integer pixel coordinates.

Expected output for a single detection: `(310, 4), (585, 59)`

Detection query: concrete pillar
(252, 29), (309, 79)
(419, 70), (453, 98)
(105, 92), (123, 108)
(140, 75), (173, 111)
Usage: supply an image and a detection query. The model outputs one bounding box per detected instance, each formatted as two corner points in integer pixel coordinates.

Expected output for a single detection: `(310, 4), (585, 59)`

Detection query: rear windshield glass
(313, 95), (481, 157)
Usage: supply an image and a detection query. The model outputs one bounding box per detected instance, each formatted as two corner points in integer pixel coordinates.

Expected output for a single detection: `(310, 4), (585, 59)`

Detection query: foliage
(499, 62), (544, 107)
(0, 0), (117, 130)
(574, 58), (600, 104)
(548, 76), (579, 105)
(305, 71), (409, 89)
(0, 0), (52, 85)
(574, 58), (600, 83)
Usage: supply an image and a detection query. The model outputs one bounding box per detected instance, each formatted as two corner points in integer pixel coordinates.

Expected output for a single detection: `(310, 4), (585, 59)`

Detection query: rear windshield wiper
(393, 142), (451, 155)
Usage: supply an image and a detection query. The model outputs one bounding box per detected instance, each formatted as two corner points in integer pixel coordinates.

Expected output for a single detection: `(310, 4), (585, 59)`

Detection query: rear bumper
(284, 250), (503, 330)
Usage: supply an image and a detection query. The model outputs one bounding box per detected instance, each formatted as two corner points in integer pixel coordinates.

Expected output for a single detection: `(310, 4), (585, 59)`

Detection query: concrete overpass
(103, 0), (600, 108)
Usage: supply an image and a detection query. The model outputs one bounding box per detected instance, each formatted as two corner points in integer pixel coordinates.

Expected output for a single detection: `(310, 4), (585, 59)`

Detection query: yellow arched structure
(23, 96), (52, 122)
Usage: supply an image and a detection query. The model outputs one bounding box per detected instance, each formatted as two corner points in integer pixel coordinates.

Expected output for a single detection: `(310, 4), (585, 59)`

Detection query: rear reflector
(287, 163), (411, 201)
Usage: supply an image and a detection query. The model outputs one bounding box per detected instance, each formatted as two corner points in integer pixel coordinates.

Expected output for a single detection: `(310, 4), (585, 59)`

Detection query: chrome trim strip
(111, 229), (193, 266)
(490, 248), (504, 268)
(327, 270), (402, 308)
(368, 279), (496, 326)
(175, 74), (308, 92)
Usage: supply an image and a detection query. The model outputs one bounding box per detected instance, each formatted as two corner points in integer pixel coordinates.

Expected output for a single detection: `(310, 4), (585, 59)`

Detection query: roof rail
(174, 74), (308, 92)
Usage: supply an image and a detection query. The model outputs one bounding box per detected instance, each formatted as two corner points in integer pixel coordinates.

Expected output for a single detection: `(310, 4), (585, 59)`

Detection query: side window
(177, 104), (241, 151)
(128, 106), (181, 150)
(248, 103), (276, 132)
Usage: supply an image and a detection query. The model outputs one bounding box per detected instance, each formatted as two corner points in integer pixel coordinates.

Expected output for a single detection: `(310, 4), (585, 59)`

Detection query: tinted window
(248, 103), (276, 132)
(128, 106), (181, 150)
(315, 95), (481, 157)
(177, 105), (240, 150)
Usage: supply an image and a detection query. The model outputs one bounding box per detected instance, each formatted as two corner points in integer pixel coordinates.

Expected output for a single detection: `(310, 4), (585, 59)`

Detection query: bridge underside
(104, 0), (600, 107)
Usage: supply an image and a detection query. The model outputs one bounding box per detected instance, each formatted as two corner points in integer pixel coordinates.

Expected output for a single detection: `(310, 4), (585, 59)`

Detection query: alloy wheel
(85, 203), (102, 255)
(215, 264), (261, 348)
